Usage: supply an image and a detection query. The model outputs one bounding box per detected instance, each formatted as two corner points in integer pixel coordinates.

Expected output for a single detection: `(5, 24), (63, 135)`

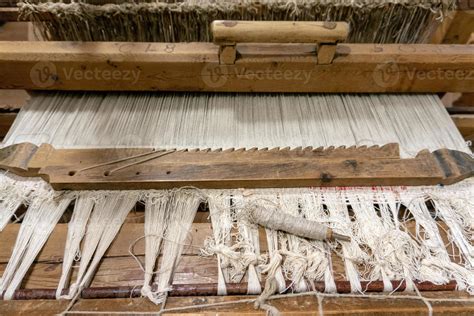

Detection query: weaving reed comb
(0, 142), (472, 190)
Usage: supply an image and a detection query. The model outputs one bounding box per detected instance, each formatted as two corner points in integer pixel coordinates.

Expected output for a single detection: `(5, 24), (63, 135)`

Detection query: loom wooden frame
(0, 41), (473, 92)
(0, 142), (472, 190)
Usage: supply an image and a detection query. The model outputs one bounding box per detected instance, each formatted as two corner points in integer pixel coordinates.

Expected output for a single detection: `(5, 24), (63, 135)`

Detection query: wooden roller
(211, 20), (349, 64)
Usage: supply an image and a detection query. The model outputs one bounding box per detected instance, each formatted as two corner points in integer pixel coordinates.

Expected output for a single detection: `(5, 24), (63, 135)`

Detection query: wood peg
(218, 44), (237, 65)
(317, 43), (337, 65)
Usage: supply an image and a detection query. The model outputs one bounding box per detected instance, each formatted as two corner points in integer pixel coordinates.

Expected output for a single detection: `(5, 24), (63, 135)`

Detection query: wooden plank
(0, 223), (216, 263)
(451, 115), (474, 138)
(0, 112), (15, 137)
(0, 256), (220, 289)
(0, 8), (19, 22)
(0, 41), (473, 92)
(1, 292), (473, 315)
(1, 143), (472, 190)
(442, 11), (474, 44)
(0, 89), (29, 110)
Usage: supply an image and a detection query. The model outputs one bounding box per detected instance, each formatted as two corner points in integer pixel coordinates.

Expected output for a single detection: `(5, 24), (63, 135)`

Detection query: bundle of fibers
(18, 0), (456, 43)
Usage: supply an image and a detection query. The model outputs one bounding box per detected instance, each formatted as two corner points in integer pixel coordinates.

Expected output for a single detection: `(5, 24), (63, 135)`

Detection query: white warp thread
(154, 189), (204, 302)
(207, 191), (234, 295)
(56, 192), (96, 299)
(0, 189), (72, 300)
(63, 191), (139, 299)
(234, 191), (263, 294)
(0, 173), (47, 231)
(4, 93), (469, 159)
(141, 191), (170, 304)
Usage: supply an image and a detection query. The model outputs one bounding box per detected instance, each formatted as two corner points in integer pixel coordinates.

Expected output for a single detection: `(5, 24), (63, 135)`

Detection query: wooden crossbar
(0, 143), (472, 190)
(0, 41), (473, 92)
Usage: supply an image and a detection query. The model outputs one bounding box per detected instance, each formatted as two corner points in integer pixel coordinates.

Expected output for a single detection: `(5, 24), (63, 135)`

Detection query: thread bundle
(19, 0), (454, 43)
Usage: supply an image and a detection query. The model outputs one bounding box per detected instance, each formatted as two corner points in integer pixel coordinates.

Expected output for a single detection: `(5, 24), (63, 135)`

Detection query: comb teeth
(157, 143), (400, 156)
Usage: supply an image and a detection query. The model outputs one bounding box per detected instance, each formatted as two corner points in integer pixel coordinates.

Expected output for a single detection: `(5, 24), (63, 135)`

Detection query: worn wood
(212, 21), (349, 45)
(451, 115), (474, 138)
(0, 143), (472, 189)
(442, 11), (474, 44)
(0, 7), (19, 21)
(0, 41), (473, 92)
(0, 112), (15, 137)
(219, 44), (237, 65)
(1, 292), (473, 315)
(317, 43), (337, 64)
(0, 223), (215, 263)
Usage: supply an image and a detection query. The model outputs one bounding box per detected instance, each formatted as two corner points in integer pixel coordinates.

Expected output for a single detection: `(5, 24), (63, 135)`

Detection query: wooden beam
(451, 114), (474, 138)
(0, 143), (472, 190)
(0, 8), (19, 22)
(4, 292), (473, 316)
(442, 10), (474, 44)
(0, 112), (15, 138)
(0, 41), (473, 92)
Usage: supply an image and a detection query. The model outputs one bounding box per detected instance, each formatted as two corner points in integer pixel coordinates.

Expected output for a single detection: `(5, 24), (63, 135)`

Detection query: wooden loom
(0, 19), (474, 315)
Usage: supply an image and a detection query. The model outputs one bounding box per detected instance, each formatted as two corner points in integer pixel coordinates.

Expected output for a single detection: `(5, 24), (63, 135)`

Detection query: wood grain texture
(0, 41), (473, 92)
(0, 223), (216, 263)
(0, 112), (15, 137)
(442, 11), (474, 44)
(451, 115), (474, 138)
(212, 21), (349, 45)
(1, 292), (473, 315)
(2, 143), (473, 190)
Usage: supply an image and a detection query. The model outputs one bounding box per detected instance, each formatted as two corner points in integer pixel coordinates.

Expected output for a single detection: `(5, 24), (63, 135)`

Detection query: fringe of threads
(18, 0), (456, 43)
(0, 175), (472, 304)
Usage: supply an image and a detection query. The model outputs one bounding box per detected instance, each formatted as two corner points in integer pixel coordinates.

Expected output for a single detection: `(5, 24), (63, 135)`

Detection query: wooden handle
(212, 21), (349, 45)
(212, 20), (349, 64)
